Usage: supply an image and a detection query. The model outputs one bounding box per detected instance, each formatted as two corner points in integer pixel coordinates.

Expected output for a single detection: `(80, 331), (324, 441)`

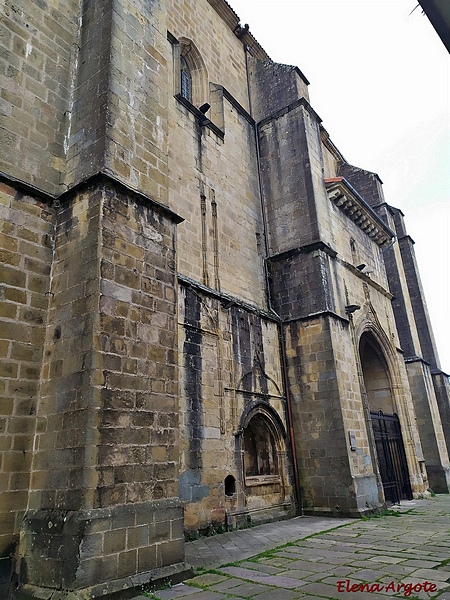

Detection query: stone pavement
(134, 496), (450, 600)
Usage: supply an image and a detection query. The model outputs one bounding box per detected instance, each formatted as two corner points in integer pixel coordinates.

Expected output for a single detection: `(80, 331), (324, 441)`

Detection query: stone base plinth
(226, 502), (295, 531)
(16, 500), (186, 599)
(15, 563), (192, 600)
(426, 465), (450, 494)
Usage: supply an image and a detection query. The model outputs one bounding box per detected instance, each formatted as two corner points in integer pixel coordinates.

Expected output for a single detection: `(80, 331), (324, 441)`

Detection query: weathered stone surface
(1, 0), (449, 598)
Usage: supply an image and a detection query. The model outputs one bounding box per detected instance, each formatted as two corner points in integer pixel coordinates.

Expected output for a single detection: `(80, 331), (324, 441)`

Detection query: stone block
(117, 549), (137, 578)
(127, 525), (150, 549)
(137, 545), (157, 572)
(159, 539), (185, 568)
(103, 529), (126, 554)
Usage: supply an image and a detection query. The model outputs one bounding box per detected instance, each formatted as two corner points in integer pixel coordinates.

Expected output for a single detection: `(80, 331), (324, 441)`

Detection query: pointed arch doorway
(359, 333), (413, 504)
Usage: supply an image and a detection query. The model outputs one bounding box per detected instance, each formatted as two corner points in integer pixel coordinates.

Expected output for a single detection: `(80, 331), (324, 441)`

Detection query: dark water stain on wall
(183, 289), (203, 470)
(250, 313), (269, 397)
(231, 307), (252, 393)
(180, 288), (210, 503)
(231, 308), (269, 397)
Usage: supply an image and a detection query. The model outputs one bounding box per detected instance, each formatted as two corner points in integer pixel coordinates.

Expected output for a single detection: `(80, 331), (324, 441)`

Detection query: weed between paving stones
(148, 509), (450, 600)
(360, 508), (416, 520)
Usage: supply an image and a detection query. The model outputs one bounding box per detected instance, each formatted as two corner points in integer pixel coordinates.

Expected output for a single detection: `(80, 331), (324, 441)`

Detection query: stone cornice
(0, 170), (55, 204)
(63, 172), (185, 223)
(0, 170), (185, 224)
(178, 274), (278, 322)
(221, 86), (254, 124)
(206, 0), (271, 61)
(431, 368), (450, 378)
(337, 257), (394, 300)
(320, 127), (347, 163)
(258, 96), (322, 130)
(404, 355), (431, 367)
(268, 241), (337, 263)
(371, 201), (403, 218)
(283, 310), (350, 326)
(268, 242), (393, 300)
(397, 234), (416, 245)
(325, 177), (395, 248)
(207, 0), (240, 29)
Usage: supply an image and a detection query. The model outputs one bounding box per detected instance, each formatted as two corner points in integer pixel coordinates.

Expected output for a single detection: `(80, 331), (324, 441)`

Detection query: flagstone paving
(133, 495), (450, 600)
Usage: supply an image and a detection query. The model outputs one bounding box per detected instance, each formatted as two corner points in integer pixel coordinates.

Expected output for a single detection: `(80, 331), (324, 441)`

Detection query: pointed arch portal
(359, 333), (412, 504)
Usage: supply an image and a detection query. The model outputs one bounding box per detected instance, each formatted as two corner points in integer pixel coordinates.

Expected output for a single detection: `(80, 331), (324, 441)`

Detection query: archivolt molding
(356, 315), (418, 460)
(178, 37), (209, 106)
(236, 401), (287, 441)
(356, 314), (399, 391)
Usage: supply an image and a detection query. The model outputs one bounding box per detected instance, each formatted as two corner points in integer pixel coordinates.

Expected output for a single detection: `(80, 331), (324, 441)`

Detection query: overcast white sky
(231, 0), (450, 371)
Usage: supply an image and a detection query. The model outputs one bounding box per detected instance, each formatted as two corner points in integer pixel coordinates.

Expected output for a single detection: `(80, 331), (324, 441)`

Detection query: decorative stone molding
(325, 177), (395, 247)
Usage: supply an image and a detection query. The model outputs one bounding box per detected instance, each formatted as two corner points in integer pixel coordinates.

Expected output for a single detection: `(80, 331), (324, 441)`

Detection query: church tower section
(252, 62), (434, 514)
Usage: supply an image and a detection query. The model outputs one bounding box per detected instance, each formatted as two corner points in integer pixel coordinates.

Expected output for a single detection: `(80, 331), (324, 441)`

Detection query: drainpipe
(244, 45), (303, 515)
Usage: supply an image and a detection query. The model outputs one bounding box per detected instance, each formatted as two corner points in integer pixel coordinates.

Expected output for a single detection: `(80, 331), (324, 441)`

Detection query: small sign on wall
(348, 430), (357, 451)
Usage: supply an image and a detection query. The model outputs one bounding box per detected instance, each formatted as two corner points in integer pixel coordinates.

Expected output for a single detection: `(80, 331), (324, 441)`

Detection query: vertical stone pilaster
(386, 207), (450, 491)
(432, 372), (450, 459)
(405, 360), (450, 493)
(19, 177), (186, 598)
(396, 231), (441, 370)
(284, 315), (381, 516)
(257, 100), (335, 257)
(65, 0), (113, 187)
(382, 243), (417, 357)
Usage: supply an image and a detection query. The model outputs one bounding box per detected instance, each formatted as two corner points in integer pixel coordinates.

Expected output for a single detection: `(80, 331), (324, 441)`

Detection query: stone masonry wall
(0, 0), (81, 195)
(99, 0), (170, 203)
(328, 316), (383, 511)
(249, 59), (310, 123)
(1, 0), (449, 594)
(433, 373), (450, 458)
(0, 183), (54, 597)
(167, 0), (250, 112)
(177, 284), (293, 533)
(95, 182), (181, 510)
(255, 61), (429, 509)
(64, 0), (112, 188)
(397, 230), (441, 370)
(338, 163), (385, 209)
(382, 239), (419, 358)
(258, 102), (322, 255)
(327, 200), (389, 291)
(166, 51), (265, 305)
(168, 102), (265, 305)
(27, 184), (101, 515)
(284, 315), (368, 515)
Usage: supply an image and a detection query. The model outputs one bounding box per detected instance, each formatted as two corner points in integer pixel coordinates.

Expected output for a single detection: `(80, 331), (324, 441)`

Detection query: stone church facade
(1, 0), (449, 598)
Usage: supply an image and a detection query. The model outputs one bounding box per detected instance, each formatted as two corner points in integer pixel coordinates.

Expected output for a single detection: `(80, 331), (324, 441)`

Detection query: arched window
(178, 38), (207, 107)
(168, 32), (224, 132)
(180, 56), (192, 102)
